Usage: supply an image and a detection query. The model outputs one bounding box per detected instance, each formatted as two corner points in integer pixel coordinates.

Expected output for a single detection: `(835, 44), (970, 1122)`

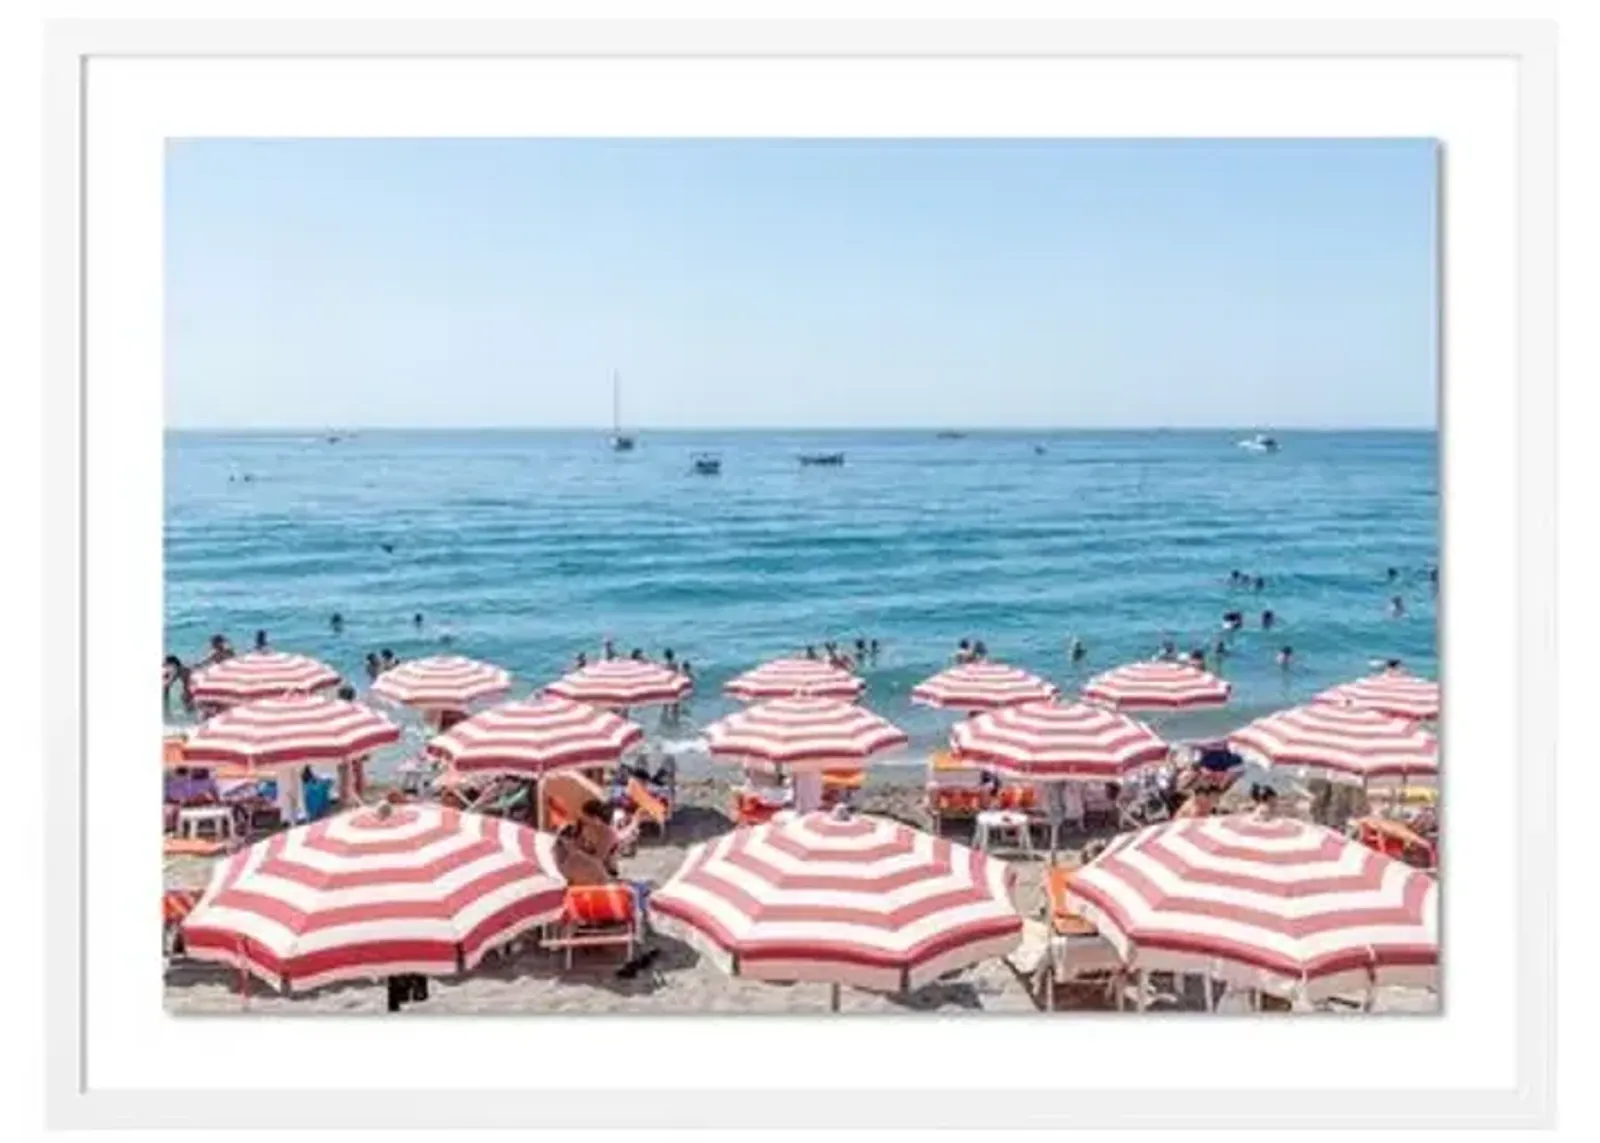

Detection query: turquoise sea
(164, 429), (1439, 776)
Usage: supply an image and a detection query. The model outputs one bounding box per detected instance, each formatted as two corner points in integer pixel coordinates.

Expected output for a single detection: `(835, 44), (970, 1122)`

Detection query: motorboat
(935, 430), (967, 440)
(798, 452), (845, 466)
(691, 454), (722, 475)
(1237, 433), (1280, 453)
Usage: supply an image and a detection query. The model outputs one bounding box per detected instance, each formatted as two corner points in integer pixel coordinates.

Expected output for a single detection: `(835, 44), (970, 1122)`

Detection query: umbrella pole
(1136, 969), (1149, 1011)
(830, 982), (841, 1012)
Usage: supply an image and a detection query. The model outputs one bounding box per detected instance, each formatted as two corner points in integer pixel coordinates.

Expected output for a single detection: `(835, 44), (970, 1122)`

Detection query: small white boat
(1237, 433), (1280, 453)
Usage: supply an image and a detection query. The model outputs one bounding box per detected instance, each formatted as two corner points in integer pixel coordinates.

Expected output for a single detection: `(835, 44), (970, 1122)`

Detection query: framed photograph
(43, 17), (1555, 1130)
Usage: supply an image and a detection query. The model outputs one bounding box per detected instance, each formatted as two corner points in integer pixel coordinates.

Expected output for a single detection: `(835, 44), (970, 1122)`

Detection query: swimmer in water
(868, 638), (881, 661)
(1384, 657), (1403, 670)
(602, 639), (616, 661)
(413, 612), (423, 628)
(1386, 566), (1399, 583)
(573, 651), (588, 669)
(1156, 637), (1177, 662)
(1188, 647), (1207, 669)
(330, 612), (344, 634)
(1212, 636), (1229, 662)
(1223, 611), (1243, 632)
(972, 640), (988, 662)
(380, 543), (395, 554)
(954, 639), (972, 665)
(1253, 575), (1266, 592)
(203, 633), (235, 666)
(365, 652), (381, 680)
(663, 648), (677, 671)
(630, 648), (646, 662)
(1261, 609), (1275, 630)
(336, 683), (356, 701)
(1277, 645), (1294, 671)
(804, 644), (818, 660)
(1389, 595), (1406, 618)
(1068, 636), (1087, 666)
(380, 648), (397, 672)
(254, 629), (268, 651)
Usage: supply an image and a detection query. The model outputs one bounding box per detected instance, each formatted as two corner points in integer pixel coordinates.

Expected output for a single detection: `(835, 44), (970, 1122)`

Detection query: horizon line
(165, 423), (1441, 434)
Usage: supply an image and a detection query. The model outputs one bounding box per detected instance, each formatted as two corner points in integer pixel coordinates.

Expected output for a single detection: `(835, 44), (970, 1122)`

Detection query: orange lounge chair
(926, 785), (987, 832)
(624, 777), (670, 837)
(734, 790), (784, 826)
(1038, 865), (1124, 1010)
(994, 785), (1038, 812)
(543, 884), (640, 970)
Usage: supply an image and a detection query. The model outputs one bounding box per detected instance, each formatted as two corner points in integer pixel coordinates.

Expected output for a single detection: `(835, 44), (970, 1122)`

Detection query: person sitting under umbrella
(554, 799), (642, 886)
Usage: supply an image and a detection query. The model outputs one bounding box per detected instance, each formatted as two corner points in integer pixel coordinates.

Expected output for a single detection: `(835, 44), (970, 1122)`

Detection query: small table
(974, 810), (1033, 855)
(176, 805), (237, 843)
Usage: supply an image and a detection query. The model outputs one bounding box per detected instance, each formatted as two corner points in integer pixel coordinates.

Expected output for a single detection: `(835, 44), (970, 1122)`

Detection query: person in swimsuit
(202, 633), (235, 666)
(163, 655), (194, 714)
(555, 799), (642, 886)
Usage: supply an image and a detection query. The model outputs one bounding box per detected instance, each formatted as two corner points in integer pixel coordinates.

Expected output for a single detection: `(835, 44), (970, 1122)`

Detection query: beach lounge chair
(623, 777), (671, 838)
(543, 884), (640, 970)
(821, 768), (864, 808)
(1037, 866), (1123, 1010)
(926, 785), (987, 833)
(734, 789), (785, 827)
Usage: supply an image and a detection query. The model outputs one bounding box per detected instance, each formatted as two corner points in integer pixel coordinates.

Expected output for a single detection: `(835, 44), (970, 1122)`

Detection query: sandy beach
(163, 774), (1438, 1016)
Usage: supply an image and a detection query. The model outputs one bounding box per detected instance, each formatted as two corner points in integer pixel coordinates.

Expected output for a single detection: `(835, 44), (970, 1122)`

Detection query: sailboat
(610, 372), (636, 452)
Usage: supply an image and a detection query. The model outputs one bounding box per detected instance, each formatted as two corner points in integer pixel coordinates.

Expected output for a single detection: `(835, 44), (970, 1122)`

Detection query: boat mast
(612, 371), (621, 435)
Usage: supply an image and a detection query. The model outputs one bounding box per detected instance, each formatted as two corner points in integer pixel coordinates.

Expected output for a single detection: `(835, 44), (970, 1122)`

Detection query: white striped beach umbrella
(1082, 660), (1231, 712)
(911, 662), (1058, 711)
(189, 651), (341, 707)
(543, 659), (690, 709)
(1064, 814), (1439, 1002)
(725, 657), (865, 702)
(651, 811), (1023, 1003)
(370, 655), (513, 712)
(701, 697), (908, 773)
(426, 695), (644, 778)
(1229, 703), (1438, 788)
(1316, 670), (1440, 722)
(181, 694), (401, 771)
(181, 802), (566, 993)
(949, 700), (1170, 780)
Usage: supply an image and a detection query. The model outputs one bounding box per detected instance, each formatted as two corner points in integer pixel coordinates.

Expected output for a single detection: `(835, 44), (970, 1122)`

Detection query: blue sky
(166, 138), (1438, 430)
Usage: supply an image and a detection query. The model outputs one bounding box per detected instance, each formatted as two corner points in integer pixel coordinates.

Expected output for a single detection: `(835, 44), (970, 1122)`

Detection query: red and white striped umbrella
(182, 802), (566, 993)
(1082, 660), (1232, 712)
(1315, 670), (1440, 722)
(725, 657), (865, 702)
(701, 697), (908, 773)
(950, 700), (1169, 780)
(1229, 703), (1438, 788)
(911, 662), (1058, 711)
(182, 694), (401, 771)
(189, 651), (340, 707)
(370, 655), (512, 711)
(651, 811), (1023, 995)
(427, 695), (644, 778)
(543, 659), (690, 708)
(1065, 814), (1438, 1001)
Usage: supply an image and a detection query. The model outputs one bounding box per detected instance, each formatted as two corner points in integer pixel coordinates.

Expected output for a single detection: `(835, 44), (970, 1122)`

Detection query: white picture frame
(42, 18), (1556, 1130)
